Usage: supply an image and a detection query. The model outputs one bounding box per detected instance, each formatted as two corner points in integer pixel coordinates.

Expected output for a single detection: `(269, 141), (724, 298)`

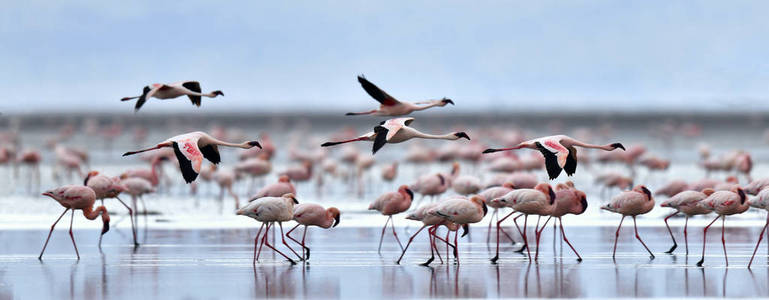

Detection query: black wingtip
(345, 112), (355, 116)
(482, 148), (498, 154)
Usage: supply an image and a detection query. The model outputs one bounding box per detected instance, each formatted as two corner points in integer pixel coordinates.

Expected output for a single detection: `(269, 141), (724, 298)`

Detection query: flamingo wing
(135, 86), (153, 111)
(382, 117), (413, 140)
(170, 136), (204, 183)
(199, 144), (221, 164)
(534, 142), (563, 180)
(357, 75), (400, 106)
(372, 126), (389, 154)
(563, 146), (578, 176)
(182, 81), (202, 106)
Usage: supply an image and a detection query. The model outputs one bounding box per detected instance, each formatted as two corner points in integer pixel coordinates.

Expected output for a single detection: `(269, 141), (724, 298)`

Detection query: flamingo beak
(292, 197), (299, 204)
(461, 224), (469, 237)
(102, 220), (110, 234)
(248, 141), (262, 149)
(333, 214), (340, 227)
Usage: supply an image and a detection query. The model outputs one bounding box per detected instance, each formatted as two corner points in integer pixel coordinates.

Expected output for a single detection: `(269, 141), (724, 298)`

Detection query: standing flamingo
(85, 171), (138, 247)
(483, 135), (625, 180)
(236, 193), (301, 265)
(659, 189), (714, 254)
(490, 183), (556, 262)
(120, 156), (166, 187)
(601, 185), (655, 260)
(120, 177), (155, 230)
(397, 202), (459, 265)
(695, 187), (749, 267)
(39, 185), (110, 260)
(120, 81), (224, 111)
(477, 182), (517, 245)
(122, 131), (261, 183)
(548, 184), (588, 262)
(748, 189), (769, 268)
(428, 195), (487, 265)
(286, 203), (340, 260)
(369, 185), (414, 254)
(346, 75), (454, 116)
(249, 175), (297, 201)
(321, 117), (469, 154)
(381, 162), (398, 182)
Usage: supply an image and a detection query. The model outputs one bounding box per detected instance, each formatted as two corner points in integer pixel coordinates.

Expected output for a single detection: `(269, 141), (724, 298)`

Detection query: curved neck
(82, 205), (107, 220)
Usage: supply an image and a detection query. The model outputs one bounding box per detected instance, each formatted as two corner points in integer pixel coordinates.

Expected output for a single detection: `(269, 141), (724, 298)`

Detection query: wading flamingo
(286, 203), (340, 260)
(369, 185), (414, 254)
(659, 189), (714, 254)
(490, 183), (556, 262)
(601, 185), (655, 260)
(397, 202), (459, 265)
(428, 195), (487, 265)
(236, 193), (301, 265)
(85, 171), (137, 247)
(39, 185), (110, 260)
(748, 189), (769, 268)
(695, 187), (749, 267)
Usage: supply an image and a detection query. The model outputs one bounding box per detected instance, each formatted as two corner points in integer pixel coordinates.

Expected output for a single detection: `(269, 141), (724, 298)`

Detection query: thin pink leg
(454, 230), (459, 264)
(286, 224), (308, 260)
(390, 217), (404, 251)
(512, 214), (527, 254)
(262, 223), (296, 265)
(720, 216), (728, 266)
(748, 214), (769, 269)
(663, 211), (678, 253)
(522, 215), (531, 260)
(378, 216), (391, 254)
(684, 216), (689, 255)
(430, 226), (444, 264)
(115, 196), (139, 247)
(278, 222), (303, 260)
(68, 209), (80, 260)
(612, 216), (625, 259)
(490, 211), (517, 263)
(559, 217), (582, 262)
(396, 225), (426, 264)
(633, 216), (654, 259)
(257, 223), (268, 261)
(696, 215), (720, 267)
(534, 216), (552, 261)
(39, 208), (68, 260)
(301, 226), (308, 260)
(252, 223), (264, 265)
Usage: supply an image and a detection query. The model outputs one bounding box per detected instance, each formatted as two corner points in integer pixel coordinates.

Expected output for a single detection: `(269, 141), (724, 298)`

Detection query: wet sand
(2, 224), (769, 299)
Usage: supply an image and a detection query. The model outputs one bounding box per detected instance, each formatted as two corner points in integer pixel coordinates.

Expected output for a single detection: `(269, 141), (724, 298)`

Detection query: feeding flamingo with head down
(236, 193), (302, 265)
(489, 183), (556, 262)
(85, 171), (137, 248)
(285, 203), (341, 260)
(397, 202), (459, 265)
(39, 185), (110, 260)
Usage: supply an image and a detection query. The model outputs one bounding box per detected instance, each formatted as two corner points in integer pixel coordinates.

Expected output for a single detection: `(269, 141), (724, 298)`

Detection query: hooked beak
(461, 224), (469, 237)
(292, 197), (299, 204)
(102, 220), (110, 234)
(41, 192), (54, 198)
(442, 98), (454, 105)
(580, 196), (588, 214)
(248, 141), (262, 149)
(333, 214), (340, 227)
(481, 201), (488, 216)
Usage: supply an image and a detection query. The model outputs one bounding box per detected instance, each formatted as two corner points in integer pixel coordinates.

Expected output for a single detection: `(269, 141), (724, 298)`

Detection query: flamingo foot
(696, 259), (704, 267)
(515, 244), (527, 253)
(420, 257), (434, 266)
(665, 244), (677, 254)
(490, 255), (499, 264)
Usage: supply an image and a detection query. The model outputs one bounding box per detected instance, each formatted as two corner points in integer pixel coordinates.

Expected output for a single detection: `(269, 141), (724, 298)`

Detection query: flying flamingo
(601, 185), (655, 260)
(369, 185), (414, 254)
(120, 81), (224, 111)
(397, 202), (459, 265)
(320, 117), (470, 154)
(122, 131), (261, 183)
(286, 203), (341, 260)
(346, 75), (454, 116)
(548, 184), (588, 261)
(39, 185), (110, 260)
(236, 193), (301, 265)
(659, 189), (714, 254)
(695, 187), (749, 267)
(483, 135), (625, 180)
(428, 195), (488, 265)
(249, 175), (297, 201)
(490, 183), (556, 262)
(748, 189), (769, 268)
(85, 171), (138, 247)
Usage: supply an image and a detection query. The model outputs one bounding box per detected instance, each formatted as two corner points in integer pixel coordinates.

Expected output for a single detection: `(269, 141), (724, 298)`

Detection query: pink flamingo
(490, 183), (556, 262)
(655, 180), (689, 197)
(484, 135), (625, 179)
(39, 185), (110, 260)
(85, 171), (137, 247)
(122, 131), (261, 183)
(381, 162), (398, 182)
(548, 183), (588, 261)
(121, 177), (155, 228)
(410, 162), (459, 203)
(369, 185), (414, 253)
(744, 177), (769, 195)
(477, 182), (517, 245)
(659, 189), (714, 254)
(213, 167), (240, 210)
(346, 75), (454, 116)
(397, 202), (459, 265)
(427, 195), (487, 265)
(121, 156), (166, 187)
(120, 81), (224, 111)
(280, 161), (313, 183)
(695, 187), (749, 267)
(601, 185), (655, 260)
(249, 175), (297, 201)
(286, 203), (341, 260)
(236, 194), (301, 265)
(748, 189), (769, 268)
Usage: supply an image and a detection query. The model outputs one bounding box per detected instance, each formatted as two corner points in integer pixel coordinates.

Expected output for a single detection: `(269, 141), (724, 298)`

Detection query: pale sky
(2, 1), (768, 114)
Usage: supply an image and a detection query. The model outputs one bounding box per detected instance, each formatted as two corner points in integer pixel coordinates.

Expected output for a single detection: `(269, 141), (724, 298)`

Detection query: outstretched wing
(357, 75), (400, 106)
(182, 81), (202, 106)
(382, 117), (414, 140)
(199, 144), (221, 164)
(563, 146), (578, 176)
(135, 86), (152, 111)
(172, 142), (200, 183)
(540, 138), (569, 168)
(535, 142), (563, 180)
(372, 126), (389, 154)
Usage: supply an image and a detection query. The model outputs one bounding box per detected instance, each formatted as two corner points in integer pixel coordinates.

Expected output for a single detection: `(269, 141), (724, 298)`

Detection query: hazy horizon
(3, 1), (769, 114)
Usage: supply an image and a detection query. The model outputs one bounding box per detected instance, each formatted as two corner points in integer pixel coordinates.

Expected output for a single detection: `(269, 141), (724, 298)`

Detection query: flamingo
(483, 135), (625, 180)
(381, 162), (398, 182)
(122, 131), (261, 183)
(743, 177), (769, 195)
(659, 189), (714, 254)
(320, 117), (470, 154)
(85, 171), (138, 247)
(234, 155), (272, 193)
(695, 187), (749, 267)
(120, 177), (155, 230)
(346, 75), (454, 116)
(213, 167), (240, 210)
(452, 173), (482, 196)
(601, 185), (655, 260)
(249, 175), (297, 201)
(397, 202), (459, 265)
(545, 183), (588, 261)
(280, 161), (313, 183)
(120, 81), (224, 111)
(236, 193), (301, 265)
(428, 195), (488, 265)
(410, 162), (459, 204)
(490, 183), (556, 262)
(369, 185), (414, 254)
(285, 203), (341, 260)
(477, 182), (517, 245)
(748, 189), (769, 268)
(120, 156), (166, 187)
(39, 185), (110, 260)
(655, 180), (689, 197)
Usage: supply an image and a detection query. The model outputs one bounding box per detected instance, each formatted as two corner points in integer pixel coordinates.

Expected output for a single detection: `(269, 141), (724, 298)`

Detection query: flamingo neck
(413, 131), (458, 140)
(411, 101), (442, 111)
(82, 205), (107, 220)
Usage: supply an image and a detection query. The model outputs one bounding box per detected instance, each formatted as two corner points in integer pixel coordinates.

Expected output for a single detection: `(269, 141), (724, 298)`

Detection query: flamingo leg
(390, 216), (404, 251)
(454, 229), (459, 264)
(696, 215), (720, 267)
(633, 216), (655, 259)
(430, 226), (444, 264)
(748, 214), (769, 268)
(486, 209), (496, 243)
(278, 222), (303, 260)
(39, 208), (68, 260)
(378, 216), (391, 254)
(253, 223), (264, 264)
(257, 223), (268, 261)
(301, 225), (309, 260)
(397, 225), (426, 264)
(432, 228), (455, 260)
(262, 223), (296, 265)
(612, 216), (625, 259)
(491, 211), (517, 263)
(663, 211), (678, 253)
(684, 216), (689, 255)
(559, 217), (582, 262)
(512, 214), (528, 254)
(115, 196), (139, 248)
(534, 216), (552, 261)
(68, 209), (80, 260)
(720, 216), (728, 266)
(522, 215), (531, 260)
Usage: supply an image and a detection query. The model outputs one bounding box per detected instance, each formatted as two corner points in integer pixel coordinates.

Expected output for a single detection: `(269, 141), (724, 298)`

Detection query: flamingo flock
(7, 76), (761, 270)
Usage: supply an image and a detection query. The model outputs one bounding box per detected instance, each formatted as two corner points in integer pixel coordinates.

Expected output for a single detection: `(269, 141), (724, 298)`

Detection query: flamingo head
(610, 143), (626, 151)
(731, 187), (746, 204)
(246, 141), (262, 149)
(282, 193), (299, 204)
(278, 175), (291, 183)
(440, 98), (454, 106)
(634, 185), (652, 201)
(453, 132), (470, 140)
(576, 190), (588, 214)
(471, 195), (488, 217)
(398, 185), (414, 200)
(212, 90), (224, 96)
(328, 207), (341, 227)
